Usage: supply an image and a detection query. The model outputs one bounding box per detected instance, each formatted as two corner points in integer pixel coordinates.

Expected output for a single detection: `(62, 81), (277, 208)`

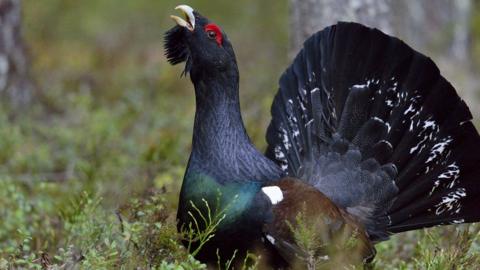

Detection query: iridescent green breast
(178, 171), (263, 232)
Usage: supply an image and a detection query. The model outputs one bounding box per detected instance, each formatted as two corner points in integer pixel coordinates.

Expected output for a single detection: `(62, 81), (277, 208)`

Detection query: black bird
(165, 4), (480, 268)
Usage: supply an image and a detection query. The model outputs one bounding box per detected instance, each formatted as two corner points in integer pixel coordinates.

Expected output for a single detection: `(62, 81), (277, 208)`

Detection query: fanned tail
(265, 22), (480, 240)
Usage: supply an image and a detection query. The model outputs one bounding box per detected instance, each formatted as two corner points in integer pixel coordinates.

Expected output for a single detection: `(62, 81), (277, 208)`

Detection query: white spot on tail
(451, 219), (465, 224)
(274, 145), (285, 159)
(384, 122), (391, 133)
(372, 117), (384, 123)
(266, 234), (276, 244)
(262, 186), (284, 205)
(438, 163), (460, 189)
(352, 83), (368, 88)
(423, 119), (436, 130)
(404, 104), (415, 115)
(280, 127), (291, 151)
(429, 163), (461, 196)
(305, 119), (314, 127)
(426, 137), (453, 163)
(274, 145), (288, 173)
(435, 188), (466, 215)
(379, 139), (393, 149)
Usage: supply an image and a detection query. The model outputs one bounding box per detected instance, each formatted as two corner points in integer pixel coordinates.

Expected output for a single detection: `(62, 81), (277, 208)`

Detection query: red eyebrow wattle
(204, 23), (223, 46)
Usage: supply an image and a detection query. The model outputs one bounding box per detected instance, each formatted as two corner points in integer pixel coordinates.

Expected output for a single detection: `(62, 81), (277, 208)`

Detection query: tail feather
(338, 86), (375, 141)
(265, 22), (480, 240)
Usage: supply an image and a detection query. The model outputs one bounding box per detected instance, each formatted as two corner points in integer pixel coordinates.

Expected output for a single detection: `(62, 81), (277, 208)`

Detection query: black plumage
(165, 6), (480, 268)
(266, 22), (480, 241)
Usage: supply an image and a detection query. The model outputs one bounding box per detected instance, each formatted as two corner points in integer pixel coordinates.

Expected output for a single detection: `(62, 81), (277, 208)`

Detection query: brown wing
(262, 178), (375, 268)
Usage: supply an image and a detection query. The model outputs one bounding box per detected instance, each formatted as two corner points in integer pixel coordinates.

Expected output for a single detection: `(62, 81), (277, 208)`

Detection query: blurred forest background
(1, 0), (480, 269)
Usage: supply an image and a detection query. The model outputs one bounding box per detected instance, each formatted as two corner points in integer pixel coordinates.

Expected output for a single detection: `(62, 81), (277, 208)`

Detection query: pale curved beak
(170, 5), (195, 31)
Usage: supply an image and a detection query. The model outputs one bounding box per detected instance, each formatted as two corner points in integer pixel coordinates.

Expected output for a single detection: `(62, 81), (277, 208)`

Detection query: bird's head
(164, 5), (237, 78)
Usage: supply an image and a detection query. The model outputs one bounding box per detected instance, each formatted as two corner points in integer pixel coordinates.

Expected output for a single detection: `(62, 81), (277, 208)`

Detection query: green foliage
(284, 206), (364, 269)
(288, 210), (325, 262)
(183, 198), (227, 257)
(411, 226), (480, 269)
(373, 225), (480, 270)
(0, 177), (205, 269)
(215, 249), (260, 270)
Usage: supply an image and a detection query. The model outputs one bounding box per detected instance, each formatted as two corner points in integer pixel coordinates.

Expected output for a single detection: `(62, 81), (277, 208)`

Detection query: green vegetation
(0, 0), (479, 269)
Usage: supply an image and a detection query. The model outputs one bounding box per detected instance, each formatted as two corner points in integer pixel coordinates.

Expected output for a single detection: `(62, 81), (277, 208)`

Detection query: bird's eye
(204, 23), (223, 46)
(207, 30), (216, 40)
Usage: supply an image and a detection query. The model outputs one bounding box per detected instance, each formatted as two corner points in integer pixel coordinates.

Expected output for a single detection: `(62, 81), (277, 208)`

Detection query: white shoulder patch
(261, 186), (284, 205)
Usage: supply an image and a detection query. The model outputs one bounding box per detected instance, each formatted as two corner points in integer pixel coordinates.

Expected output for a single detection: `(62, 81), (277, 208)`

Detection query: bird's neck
(191, 70), (250, 158)
(187, 69), (281, 183)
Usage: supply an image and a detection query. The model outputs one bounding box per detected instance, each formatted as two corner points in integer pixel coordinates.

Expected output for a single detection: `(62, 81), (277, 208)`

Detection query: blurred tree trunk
(0, 0), (35, 108)
(450, 0), (472, 62)
(392, 0), (477, 116)
(392, 0), (472, 62)
(289, 0), (472, 61)
(289, 0), (393, 55)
